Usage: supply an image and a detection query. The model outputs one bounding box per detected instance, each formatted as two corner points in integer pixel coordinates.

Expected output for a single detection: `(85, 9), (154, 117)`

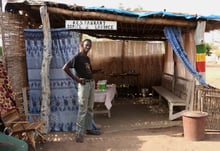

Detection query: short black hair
(82, 39), (92, 44)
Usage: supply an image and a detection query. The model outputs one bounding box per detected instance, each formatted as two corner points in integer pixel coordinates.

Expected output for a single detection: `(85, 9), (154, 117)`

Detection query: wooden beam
(88, 34), (166, 41)
(40, 5), (52, 134)
(121, 40), (125, 73)
(31, 6), (197, 28)
(205, 21), (220, 32)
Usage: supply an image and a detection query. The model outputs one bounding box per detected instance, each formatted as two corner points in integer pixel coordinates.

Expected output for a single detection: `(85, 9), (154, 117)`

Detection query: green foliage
(118, 4), (144, 12)
(204, 43), (212, 56)
(133, 6), (144, 12)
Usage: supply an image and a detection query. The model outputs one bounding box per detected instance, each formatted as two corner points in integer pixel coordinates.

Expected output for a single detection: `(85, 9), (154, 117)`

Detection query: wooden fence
(90, 40), (164, 96)
(194, 86), (220, 130)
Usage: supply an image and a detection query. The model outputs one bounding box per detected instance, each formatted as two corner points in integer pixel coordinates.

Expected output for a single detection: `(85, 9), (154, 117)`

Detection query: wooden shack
(1, 0), (220, 130)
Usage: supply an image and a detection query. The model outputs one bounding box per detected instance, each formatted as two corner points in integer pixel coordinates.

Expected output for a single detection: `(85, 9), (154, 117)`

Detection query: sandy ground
(36, 62), (220, 151)
(38, 127), (220, 151)
(206, 62), (220, 89)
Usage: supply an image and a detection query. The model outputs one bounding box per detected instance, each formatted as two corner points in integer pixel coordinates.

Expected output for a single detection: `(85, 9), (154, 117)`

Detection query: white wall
(205, 30), (220, 45)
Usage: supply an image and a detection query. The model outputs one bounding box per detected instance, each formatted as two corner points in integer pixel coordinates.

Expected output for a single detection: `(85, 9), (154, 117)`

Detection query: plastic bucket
(98, 83), (106, 90)
(97, 80), (107, 90)
(182, 111), (208, 141)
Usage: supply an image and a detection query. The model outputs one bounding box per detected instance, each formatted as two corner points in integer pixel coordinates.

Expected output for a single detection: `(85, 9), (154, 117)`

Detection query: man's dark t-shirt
(67, 53), (93, 79)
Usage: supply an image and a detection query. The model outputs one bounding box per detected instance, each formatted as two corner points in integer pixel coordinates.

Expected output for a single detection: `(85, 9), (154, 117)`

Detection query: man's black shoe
(86, 130), (101, 135)
(75, 134), (84, 143)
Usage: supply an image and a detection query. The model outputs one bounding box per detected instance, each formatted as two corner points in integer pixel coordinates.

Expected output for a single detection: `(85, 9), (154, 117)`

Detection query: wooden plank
(40, 5), (52, 134)
(94, 110), (111, 118)
(1, 109), (20, 125)
(43, 7), (197, 27)
(152, 86), (185, 104)
(22, 87), (29, 115)
(152, 85), (186, 120)
(1, 108), (46, 150)
(169, 110), (186, 121)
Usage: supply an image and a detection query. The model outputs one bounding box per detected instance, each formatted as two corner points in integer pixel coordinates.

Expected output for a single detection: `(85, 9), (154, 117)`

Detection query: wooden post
(121, 40), (125, 73)
(40, 5), (52, 133)
(185, 31), (197, 111)
(172, 61), (176, 93)
(194, 21), (206, 84)
(192, 21), (206, 111)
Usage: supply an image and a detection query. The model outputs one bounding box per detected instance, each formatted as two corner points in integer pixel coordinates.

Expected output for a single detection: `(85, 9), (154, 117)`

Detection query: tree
(118, 4), (144, 12)
(204, 43), (212, 56)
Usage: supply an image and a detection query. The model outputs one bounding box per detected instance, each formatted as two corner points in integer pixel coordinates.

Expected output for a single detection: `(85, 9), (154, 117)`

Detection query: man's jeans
(76, 81), (95, 134)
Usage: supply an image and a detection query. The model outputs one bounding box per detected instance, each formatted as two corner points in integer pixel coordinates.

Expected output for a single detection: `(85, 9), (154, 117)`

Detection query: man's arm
(62, 63), (85, 84)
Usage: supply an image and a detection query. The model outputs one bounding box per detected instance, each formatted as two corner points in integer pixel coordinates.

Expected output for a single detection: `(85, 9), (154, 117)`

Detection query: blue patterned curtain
(163, 26), (208, 87)
(24, 28), (80, 132)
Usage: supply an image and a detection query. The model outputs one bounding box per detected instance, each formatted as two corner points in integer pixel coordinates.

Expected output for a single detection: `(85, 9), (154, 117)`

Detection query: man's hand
(78, 78), (86, 85)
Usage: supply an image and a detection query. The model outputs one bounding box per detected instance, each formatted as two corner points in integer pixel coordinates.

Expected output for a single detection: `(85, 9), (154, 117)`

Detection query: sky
(50, 0), (220, 16)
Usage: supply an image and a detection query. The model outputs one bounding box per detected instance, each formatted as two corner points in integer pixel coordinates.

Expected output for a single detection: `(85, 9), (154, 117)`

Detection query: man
(63, 39), (101, 143)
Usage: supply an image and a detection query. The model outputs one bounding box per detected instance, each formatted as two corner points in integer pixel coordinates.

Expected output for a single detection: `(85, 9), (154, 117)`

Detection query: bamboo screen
(0, 12), (29, 112)
(194, 86), (220, 130)
(90, 40), (164, 91)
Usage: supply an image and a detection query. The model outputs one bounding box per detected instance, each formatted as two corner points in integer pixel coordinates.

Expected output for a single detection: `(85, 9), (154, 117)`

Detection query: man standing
(63, 39), (101, 143)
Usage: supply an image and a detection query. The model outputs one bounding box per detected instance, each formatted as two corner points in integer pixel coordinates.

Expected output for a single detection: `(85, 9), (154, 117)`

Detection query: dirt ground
(38, 127), (220, 151)
(36, 62), (220, 151)
(206, 62), (220, 89)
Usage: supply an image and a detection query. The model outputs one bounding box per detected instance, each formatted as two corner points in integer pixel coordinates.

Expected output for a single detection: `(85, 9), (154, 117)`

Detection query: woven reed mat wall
(91, 41), (164, 90)
(1, 11), (29, 112)
(194, 86), (220, 130)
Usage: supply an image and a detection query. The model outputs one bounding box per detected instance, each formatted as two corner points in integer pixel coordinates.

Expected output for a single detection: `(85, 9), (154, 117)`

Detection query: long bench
(152, 73), (191, 120)
(152, 86), (186, 120)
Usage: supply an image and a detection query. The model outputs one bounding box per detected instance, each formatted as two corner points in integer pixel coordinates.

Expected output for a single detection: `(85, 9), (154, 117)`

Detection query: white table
(94, 84), (117, 118)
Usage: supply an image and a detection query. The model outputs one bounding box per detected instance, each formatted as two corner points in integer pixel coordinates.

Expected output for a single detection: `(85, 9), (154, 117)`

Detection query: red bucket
(182, 111), (208, 141)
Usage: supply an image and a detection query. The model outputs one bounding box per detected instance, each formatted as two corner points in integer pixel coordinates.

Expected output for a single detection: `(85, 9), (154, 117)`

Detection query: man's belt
(84, 79), (94, 82)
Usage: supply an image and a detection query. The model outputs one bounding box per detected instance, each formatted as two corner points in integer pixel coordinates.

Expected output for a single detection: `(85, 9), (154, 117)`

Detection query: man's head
(81, 39), (92, 54)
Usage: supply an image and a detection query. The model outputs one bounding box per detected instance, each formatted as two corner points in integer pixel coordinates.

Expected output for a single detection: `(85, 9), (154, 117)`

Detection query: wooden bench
(152, 86), (186, 120)
(152, 73), (191, 120)
(1, 108), (46, 151)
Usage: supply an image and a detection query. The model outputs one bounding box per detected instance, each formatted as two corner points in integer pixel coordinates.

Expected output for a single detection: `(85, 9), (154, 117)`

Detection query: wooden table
(94, 84), (117, 118)
(108, 72), (140, 97)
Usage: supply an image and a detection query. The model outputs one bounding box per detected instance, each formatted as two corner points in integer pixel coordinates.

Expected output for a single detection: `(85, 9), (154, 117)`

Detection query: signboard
(65, 20), (117, 30)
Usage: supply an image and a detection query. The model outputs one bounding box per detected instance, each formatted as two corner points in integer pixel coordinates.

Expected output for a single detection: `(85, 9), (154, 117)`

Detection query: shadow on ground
(94, 97), (182, 133)
(36, 63), (220, 151)
(37, 97), (185, 151)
